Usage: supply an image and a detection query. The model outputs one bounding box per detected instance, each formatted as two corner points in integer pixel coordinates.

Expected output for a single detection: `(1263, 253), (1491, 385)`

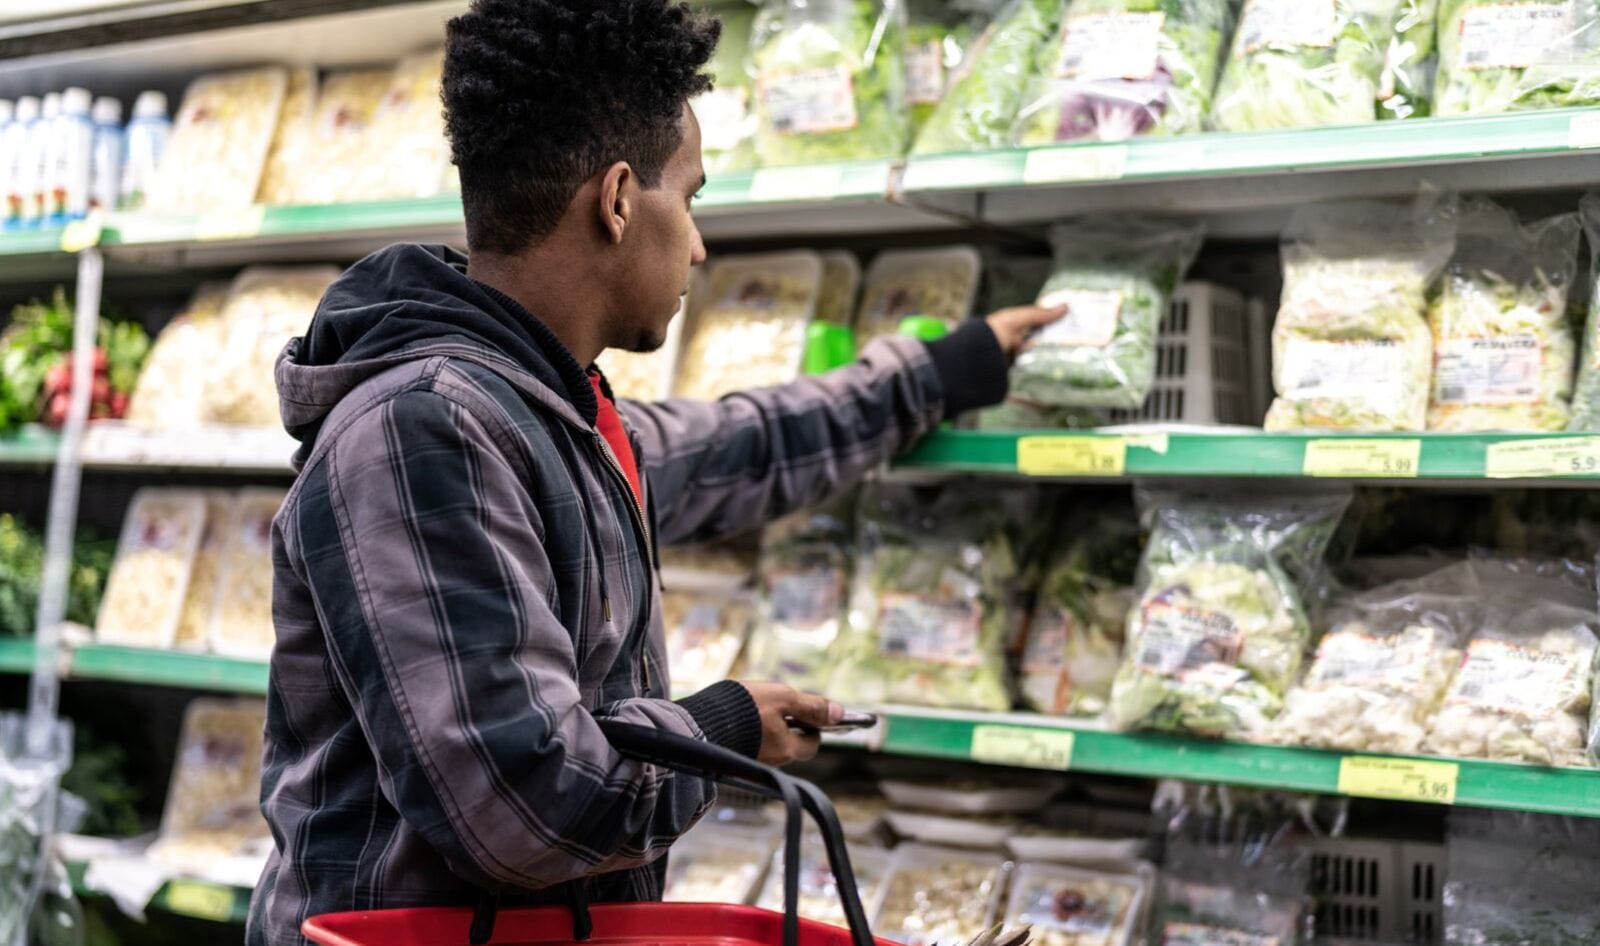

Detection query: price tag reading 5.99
(1302, 439), (1421, 478)
(1337, 756), (1458, 805)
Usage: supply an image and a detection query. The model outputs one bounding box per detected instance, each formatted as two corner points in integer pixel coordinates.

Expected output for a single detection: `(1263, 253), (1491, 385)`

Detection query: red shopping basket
(304, 719), (894, 946)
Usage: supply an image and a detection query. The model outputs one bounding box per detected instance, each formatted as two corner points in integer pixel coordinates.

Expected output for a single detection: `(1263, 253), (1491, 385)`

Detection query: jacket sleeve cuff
(922, 319), (1009, 418)
(677, 680), (763, 759)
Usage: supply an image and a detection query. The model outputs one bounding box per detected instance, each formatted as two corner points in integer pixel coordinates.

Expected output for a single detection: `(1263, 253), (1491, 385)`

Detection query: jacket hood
(277, 243), (600, 450)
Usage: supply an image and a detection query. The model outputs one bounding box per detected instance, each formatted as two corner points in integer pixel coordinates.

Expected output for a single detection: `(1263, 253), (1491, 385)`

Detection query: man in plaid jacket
(247, 2), (1060, 943)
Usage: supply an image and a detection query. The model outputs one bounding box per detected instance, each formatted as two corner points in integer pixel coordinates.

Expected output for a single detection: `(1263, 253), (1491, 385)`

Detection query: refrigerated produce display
(10, 2), (1600, 945)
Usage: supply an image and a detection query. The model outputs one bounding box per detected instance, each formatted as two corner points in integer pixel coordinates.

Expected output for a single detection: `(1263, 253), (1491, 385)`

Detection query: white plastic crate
(1105, 282), (1264, 426)
(1310, 836), (1444, 943)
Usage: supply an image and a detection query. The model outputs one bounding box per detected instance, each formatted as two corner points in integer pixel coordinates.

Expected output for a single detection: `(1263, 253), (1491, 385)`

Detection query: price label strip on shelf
(1017, 435), (1127, 477)
(1022, 144), (1129, 185)
(162, 880), (239, 922)
(970, 724), (1075, 771)
(58, 214), (103, 253)
(194, 205), (266, 242)
(1484, 436), (1600, 479)
(1337, 756), (1458, 805)
(1569, 112), (1600, 150)
(1302, 438), (1421, 478)
(749, 165), (848, 203)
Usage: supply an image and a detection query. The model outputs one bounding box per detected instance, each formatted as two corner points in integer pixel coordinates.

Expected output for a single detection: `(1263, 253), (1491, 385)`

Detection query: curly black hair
(443, 0), (720, 254)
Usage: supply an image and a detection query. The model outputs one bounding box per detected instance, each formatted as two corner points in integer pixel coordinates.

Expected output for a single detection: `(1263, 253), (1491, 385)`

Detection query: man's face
(607, 104), (707, 354)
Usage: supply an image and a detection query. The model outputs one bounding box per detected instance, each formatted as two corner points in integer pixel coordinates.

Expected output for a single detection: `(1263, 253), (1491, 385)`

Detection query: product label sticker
(970, 724), (1076, 769)
(1162, 923), (1281, 946)
(1484, 436), (1600, 478)
(877, 593), (983, 666)
(1306, 626), (1435, 694)
(1338, 755), (1459, 805)
(1278, 338), (1408, 404)
(1034, 288), (1124, 348)
(1016, 435), (1128, 477)
(759, 66), (858, 135)
(1434, 334), (1543, 405)
(1302, 439), (1422, 478)
(1056, 12), (1167, 81)
(907, 40), (947, 104)
(1237, 0), (1338, 52)
(1021, 606), (1077, 673)
(1458, 1), (1576, 71)
(1448, 638), (1582, 717)
(1018, 874), (1136, 936)
(766, 566), (844, 631)
(1134, 602), (1243, 675)
(691, 87), (752, 152)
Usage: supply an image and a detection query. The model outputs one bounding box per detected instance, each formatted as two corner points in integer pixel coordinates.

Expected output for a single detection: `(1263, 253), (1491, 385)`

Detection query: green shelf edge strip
(0, 226), (69, 257)
(0, 638), (35, 673)
(69, 644), (269, 694)
(0, 425), (60, 464)
(69, 862), (250, 924)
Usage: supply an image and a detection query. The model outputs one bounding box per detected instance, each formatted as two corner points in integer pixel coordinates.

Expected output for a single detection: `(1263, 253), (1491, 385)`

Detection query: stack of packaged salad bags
(1568, 191), (1600, 431)
(912, 0), (1063, 154)
(904, 0), (985, 138)
(745, 496), (856, 694)
(1381, 0), (1441, 119)
(1435, 0), (1600, 117)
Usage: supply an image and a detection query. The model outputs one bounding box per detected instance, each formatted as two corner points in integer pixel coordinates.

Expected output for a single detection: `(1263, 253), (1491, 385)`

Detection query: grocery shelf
(0, 638), (36, 673)
(67, 860), (251, 925)
(68, 644), (269, 694)
(81, 422), (297, 473)
(0, 425), (59, 465)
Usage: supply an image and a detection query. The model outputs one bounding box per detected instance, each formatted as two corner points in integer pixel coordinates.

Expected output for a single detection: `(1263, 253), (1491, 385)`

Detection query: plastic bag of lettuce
(833, 480), (1036, 712)
(1567, 192), (1600, 431)
(904, 0), (985, 138)
(1108, 485), (1352, 740)
(1379, 0), (1440, 118)
(911, 0), (1063, 154)
(744, 495), (856, 693)
(693, 0), (761, 173)
(1015, 0), (1233, 145)
(1209, 0), (1409, 131)
(752, 0), (910, 166)
(1010, 217), (1203, 410)
(1436, 0), (1600, 117)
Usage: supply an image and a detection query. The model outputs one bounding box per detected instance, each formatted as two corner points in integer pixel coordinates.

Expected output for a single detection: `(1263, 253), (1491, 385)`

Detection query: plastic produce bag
(1003, 862), (1147, 946)
(751, 0), (910, 166)
(173, 491), (233, 652)
(873, 843), (1006, 946)
(94, 489), (207, 650)
(0, 715), (73, 946)
(208, 488), (284, 660)
(1379, 0), (1439, 118)
(255, 66), (317, 206)
(1567, 191), (1600, 430)
(694, 2), (760, 174)
(1011, 219), (1203, 410)
(834, 481), (1032, 712)
(145, 66), (288, 213)
(1435, 0), (1600, 116)
(675, 251), (821, 400)
(854, 246), (983, 343)
(148, 700), (270, 877)
(912, 0), (1062, 155)
(1426, 200), (1580, 432)
(1444, 809), (1600, 945)
(1015, 0), (1233, 145)
(347, 49), (453, 202)
(746, 499), (854, 692)
(124, 282), (230, 429)
(1108, 485), (1352, 739)
(1264, 197), (1455, 432)
(1209, 0), (1407, 132)
(202, 266), (338, 427)
(905, 0), (980, 137)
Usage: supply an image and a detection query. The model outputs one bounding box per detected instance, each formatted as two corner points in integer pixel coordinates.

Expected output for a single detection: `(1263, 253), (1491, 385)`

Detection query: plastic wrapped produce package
(1379, 0), (1439, 118)
(1568, 191), (1600, 430)
(694, 2), (760, 174)
(1108, 485), (1352, 739)
(1264, 197), (1455, 432)
(1426, 200), (1581, 432)
(255, 66), (317, 206)
(208, 488), (285, 660)
(147, 699), (270, 877)
(1011, 219), (1203, 410)
(94, 489), (208, 649)
(1003, 862), (1147, 946)
(290, 68), (392, 206)
(124, 282), (231, 428)
(751, 0), (910, 166)
(904, 0), (979, 136)
(145, 66), (288, 213)
(746, 498), (855, 693)
(1015, 0), (1232, 145)
(662, 588), (755, 698)
(912, 0), (1062, 154)
(1443, 809), (1600, 945)
(202, 266), (339, 427)
(347, 49), (453, 201)
(1435, 0), (1600, 116)
(872, 843), (1007, 945)
(816, 250), (863, 326)
(674, 251), (821, 401)
(754, 834), (892, 927)
(854, 246), (982, 344)
(662, 820), (779, 903)
(1209, 0), (1407, 132)
(172, 491), (234, 652)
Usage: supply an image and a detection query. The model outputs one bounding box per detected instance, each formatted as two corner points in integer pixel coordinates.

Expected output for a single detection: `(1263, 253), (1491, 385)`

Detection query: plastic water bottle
(119, 91), (169, 211)
(3, 96), (38, 229)
(22, 92), (60, 225)
(52, 87), (94, 222)
(89, 97), (123, 216)
(0, 101), (13, 229)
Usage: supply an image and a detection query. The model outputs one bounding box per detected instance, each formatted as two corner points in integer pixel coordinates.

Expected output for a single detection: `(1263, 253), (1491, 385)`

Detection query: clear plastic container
(347, 49), (453, 201)
(1003, 862), (1147, 946)
(662, 821), (780, 904)
(255, 67), (318, 207)
(674, 251), (822, 401)
(878, 779), (1058, 815)
(173, 490), (235, 652)
(94, 488), (208, 649)
(146, 67), (288, 213)
(594, 287), (690, 402)
(754, 836), (892, 927)
(872, 843), (1007, 946)
(817, 250), (863, 326)
(854, 246), (982, 344)
(147, 699), (270, 875)
(208, 488), (286, 659)
(125, 282), (231, 428)
(882, 810), (1017, 850)
(291, 68), (391, 206)
(202, 266), (339, 427)
(662, 587), (755, 698)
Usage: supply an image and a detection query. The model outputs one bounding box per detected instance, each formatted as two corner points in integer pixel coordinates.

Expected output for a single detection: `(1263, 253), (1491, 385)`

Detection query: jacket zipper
(592, 432), (657, 695)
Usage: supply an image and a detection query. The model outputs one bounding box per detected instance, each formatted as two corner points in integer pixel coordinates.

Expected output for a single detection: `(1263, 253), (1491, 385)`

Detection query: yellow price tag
(195, 205), (266, 242)
(58, 215), (102, 252)
(1302, 439), (1421, 478)
(970, 725), (1075, 771)
(163, 881), (237, 922)
(1022, 145), (1128, 184)
(1484, 437), (1600, 479)
(1016, 436), (1126, 477)
(1337, 756), (1458, 805)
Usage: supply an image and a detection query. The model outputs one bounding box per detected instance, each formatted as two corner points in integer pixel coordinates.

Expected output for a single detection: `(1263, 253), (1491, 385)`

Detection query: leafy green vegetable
(1568, 192), (1600, 431)
(1010, 218), (1202, 410)
(911, 0), (1062, 154)
(1436, 0), (1600, 116)
(62, 728), (143, 838)
(746, 497), (855, 693)
(0, 515), (114, 639)
(1209, 0), (1407, 131)
(1016, 0), (1232, 144)
(752, 0), (910, 165)
(905, 0), (979, 137)
(694, 0), (761, 173)
(1379, 0), (1439, 118)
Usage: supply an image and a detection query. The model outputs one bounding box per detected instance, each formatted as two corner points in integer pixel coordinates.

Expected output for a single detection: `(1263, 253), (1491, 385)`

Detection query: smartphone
(788, 710), (879, 736)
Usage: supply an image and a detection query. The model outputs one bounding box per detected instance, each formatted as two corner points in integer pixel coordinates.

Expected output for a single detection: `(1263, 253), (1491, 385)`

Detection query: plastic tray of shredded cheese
(1002, 862), (1147, 946)
(754, 836), (892, 927)
(202, 266), (339, 428)
(255, 66), (318, 206)
(94, 489), (208, 649)
(872, 843), (1007, 946)
(125, 282), (232, 429)
(674, 251), (822, 401)
(662, 821), (780, 904)
(347, 49), (453, 201)
(149, 698), (270, 876)
(145, 66), (288, 213)
(207, 488), (285, 660)
(291, 67), (393, 206)
(663, 587), (755, 698)
(172, 490), (235, 652)
(854, 246), (982, 344)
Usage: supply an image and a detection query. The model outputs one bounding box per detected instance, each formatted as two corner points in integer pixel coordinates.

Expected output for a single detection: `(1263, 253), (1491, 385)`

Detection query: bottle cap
(132, 91), (168, 119)
(15, 96), (39, 121)
(61, 87), (92, 114)
(41, 92), (61, 116)
(0, 101), (12, 124)
(92, 97), (122, 125)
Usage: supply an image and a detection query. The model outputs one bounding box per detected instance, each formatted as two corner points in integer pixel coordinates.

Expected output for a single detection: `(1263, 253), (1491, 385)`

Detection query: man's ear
(598, 161), (633, 245)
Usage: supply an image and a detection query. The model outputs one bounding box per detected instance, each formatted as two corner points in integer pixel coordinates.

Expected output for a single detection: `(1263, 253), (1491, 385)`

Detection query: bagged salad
(1264, 197), (1455, 432)
(1435, 0), (1600, 116)
(1567, 192), (1600, 430)
(209, 488), (285, 659)
(95, 489), (208, 650)
(854, 245), (982, 343)
(912, 0), (1063, 155)
(1379, 0), (1440, 118)
(833, 481), (1032, 712)
(1011, 218), (1203, 410)
(905, 0), (982, 137)
(751, 0), (909, 166)
(1209, 0), (1408, 132)
(746, 498), (854, 692)
(1426, 200), (1581, 432)
(255, 66), (317, 206)
(124, 282), (230, 428)
(347, 49), (454, 202)
(1020, 508), (1140, 718)
(1108, 486), (1351, 739)
(1015, 0), (1233, 145)
(694, 1), (760, 174)
(674, 251), (821, 401)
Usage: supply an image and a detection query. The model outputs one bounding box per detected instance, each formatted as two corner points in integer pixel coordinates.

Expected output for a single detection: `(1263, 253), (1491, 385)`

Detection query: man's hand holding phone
(739, 681), (873, 765)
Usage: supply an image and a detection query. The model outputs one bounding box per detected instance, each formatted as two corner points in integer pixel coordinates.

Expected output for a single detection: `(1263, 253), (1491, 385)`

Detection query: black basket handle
(598, 719), (876, 946)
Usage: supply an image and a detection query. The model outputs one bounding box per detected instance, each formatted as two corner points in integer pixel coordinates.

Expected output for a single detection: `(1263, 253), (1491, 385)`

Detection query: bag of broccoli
(1379, 0), (1440, 118)
(1567, 192), (1600, 431)
(744, 497), (855, 693)
(1014, 0), (1233, 145)
(694, 0), (761, 174)
(833, 480), (1033, 712)
(1209, 0), (1408, 132)
(1435, 0), (1600, 117)
(1426, 199), (1581, 433)
(1265, 196), (1455, 432)
(911, 0), (1063, 155)
(752, 0), (910, 166)
(1108, 485), (1352, 739)
(1010, 218), (1203, 410)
